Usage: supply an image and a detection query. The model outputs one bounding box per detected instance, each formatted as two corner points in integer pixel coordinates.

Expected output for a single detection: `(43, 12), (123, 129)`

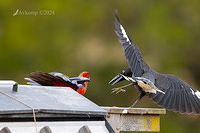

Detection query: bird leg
(111, 88), (126, 94)
(129, 92), (146, 108)
(111, 83), (135, 94)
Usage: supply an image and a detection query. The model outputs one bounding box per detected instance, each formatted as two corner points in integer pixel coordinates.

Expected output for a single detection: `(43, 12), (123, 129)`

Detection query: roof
(0, 121), (110, 133)
(0, 84), (107, 118)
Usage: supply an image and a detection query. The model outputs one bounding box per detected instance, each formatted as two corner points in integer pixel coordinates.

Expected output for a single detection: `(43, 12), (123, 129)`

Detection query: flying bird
(109, 10), (200, 114)
(25, 71), (90, 95)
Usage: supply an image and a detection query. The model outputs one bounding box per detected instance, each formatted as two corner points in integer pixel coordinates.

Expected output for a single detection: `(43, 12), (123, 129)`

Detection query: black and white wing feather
(149, 73), (200, 114)
(114, 11), (152, 77)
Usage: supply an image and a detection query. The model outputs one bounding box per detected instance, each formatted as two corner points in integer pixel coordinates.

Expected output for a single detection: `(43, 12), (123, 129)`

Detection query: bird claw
(111, 88), (126, 94)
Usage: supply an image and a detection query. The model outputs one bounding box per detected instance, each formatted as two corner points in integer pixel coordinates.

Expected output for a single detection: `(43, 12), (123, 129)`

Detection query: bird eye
(122, 70), (125, 73)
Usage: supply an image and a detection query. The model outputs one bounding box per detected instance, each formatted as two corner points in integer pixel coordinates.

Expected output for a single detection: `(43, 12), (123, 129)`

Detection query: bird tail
(25, 71), (79, 90)
(24, 78), (41, 86)
(24, 71), (60, 86)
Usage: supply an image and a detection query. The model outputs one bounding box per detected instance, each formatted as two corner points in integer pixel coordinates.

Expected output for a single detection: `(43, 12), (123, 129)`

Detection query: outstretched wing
(25, 71), (79, 90)
(149, 73), (200, 114)
(114, 10), (152, 77)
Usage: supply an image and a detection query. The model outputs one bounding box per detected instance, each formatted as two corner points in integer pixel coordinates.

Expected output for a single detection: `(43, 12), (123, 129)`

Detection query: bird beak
(109, 74), (124, 86)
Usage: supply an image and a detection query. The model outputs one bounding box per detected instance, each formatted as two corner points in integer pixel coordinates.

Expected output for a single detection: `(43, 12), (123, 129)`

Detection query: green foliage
(0, 0), (200, 132)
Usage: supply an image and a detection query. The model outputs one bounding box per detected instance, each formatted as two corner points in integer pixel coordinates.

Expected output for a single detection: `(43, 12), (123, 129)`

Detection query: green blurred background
(0, 0), (200, 132)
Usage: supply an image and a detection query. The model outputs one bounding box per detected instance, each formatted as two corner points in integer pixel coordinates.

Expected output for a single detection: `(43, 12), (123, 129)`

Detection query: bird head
(77, 71), (90, 95)
(78, 71), (90, 79)
(109, 67), (132, 86)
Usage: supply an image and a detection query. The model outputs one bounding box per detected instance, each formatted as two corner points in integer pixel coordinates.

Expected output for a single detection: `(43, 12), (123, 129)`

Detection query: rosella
(25, 71), (90, 95)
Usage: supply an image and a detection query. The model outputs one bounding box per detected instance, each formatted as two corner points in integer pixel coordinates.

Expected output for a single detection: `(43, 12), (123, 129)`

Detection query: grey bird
(109, 10), (200, 114)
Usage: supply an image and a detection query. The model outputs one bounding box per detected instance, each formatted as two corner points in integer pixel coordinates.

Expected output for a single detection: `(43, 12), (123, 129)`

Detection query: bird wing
(70, 77), (90, 84)
(114, 11), (152, 77)
(149, 73), (200, 114)
(25, 71), (79, 90)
